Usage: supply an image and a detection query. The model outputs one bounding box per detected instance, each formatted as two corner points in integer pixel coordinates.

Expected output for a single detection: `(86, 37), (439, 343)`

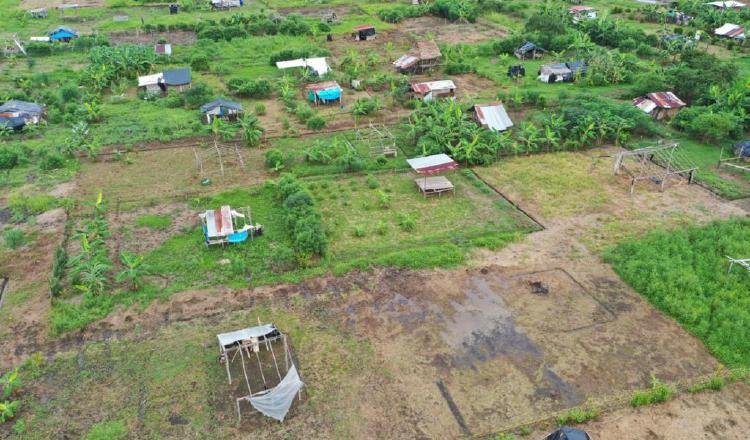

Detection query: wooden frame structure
(193, 141), (246, 180)
(218, 322), (304, 422)
(351, 123), (397, 158)
(727, 256), (750, 273)
(613, 143), (698, 194)
(718, 144), (750, 173)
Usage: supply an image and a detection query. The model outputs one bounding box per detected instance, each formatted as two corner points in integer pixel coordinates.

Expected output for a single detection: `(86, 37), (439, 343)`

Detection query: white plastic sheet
(248, 365), (304, 422)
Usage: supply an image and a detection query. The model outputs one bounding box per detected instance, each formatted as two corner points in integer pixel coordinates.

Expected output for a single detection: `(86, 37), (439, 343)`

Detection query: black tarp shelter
(543, 427), (592, 440)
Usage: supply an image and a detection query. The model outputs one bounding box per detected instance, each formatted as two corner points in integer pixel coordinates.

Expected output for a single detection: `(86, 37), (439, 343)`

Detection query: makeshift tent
(48, 27), (78, 42)
(217, 324), (304, 422)
(305, 81), (342, 105)
(473, 103), (513, 132)
(199, 205), (261, 245)
(0, 116), (25, 132)
(0, 100), (43, 124)
(539, 63), (571, 83)
(514, 41), (545, 59)
(706, 0), (746, 8)
(407, 154), (458, 196)
(200, 99), (244, 122)
(352, 25), (376, 41)
(734, 140), (750, 157)
(276, 57), (330, 76)
(508, 65), (526, 78)
(543, 427), (592, 440)
(138, 73), (165, 94)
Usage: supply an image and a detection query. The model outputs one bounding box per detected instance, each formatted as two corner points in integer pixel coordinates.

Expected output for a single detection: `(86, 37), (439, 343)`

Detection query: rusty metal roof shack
(633, 92), (686, 120)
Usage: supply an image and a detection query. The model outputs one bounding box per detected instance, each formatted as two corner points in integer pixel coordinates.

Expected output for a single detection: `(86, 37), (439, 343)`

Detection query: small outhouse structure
(352, 25), (376, 41)
(410, 80), (456, 101)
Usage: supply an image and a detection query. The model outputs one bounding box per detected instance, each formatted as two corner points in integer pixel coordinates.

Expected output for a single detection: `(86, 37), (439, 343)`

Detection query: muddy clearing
(395, 16), (508, 44)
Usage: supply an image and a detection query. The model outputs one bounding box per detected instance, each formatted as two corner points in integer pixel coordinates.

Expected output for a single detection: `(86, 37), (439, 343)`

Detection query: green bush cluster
(196, 13), (312, 41)
(630, 376), (674, 407)
(276, 174), (327, 259)
(227, 78), (273, 99)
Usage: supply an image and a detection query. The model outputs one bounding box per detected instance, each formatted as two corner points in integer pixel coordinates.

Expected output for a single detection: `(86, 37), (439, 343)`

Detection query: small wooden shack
(410, 80), (456, 101)
(633, 92), (686, 120)
(352, 25), (376, 41)
(393, 40), (442, 73)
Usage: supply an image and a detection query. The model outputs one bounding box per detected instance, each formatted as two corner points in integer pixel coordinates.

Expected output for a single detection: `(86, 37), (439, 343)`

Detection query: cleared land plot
(475, 148), (746, 251)
(394, 16), (508, 44)
(75, 145), (270, 207)
(6, 263), (721, 438)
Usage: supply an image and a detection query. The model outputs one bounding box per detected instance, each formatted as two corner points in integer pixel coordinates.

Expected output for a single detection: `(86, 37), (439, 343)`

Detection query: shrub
(306, 116), (326, 131)
(352, 97), (381, 116)
(375, 220), (388, 236)
(0, 148), (19, 174)
(352, 225), (366, 237)
(83, 420), (128, 440)
(377, 191), (391, 209)
(3, 229), (26, 250)
(397, 213), (417, 231)
(630, 376), (674, 407)
(227, 78), (273, 99)
(557, 406), (599, 424)
(265, 149), (285, 171)
(190, 54), (210, 71)
(366, 174), (380, 189)
(183, 82), (213, 109)
(254, 103), (266, 115)
(39, 152), (65, 171)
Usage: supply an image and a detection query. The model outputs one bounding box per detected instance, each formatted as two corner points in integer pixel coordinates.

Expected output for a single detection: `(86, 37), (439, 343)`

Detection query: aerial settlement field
(0, 0), (749, 438)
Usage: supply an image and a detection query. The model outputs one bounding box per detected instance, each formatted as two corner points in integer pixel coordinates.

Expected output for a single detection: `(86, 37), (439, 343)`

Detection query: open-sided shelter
(218, 324), (304, 422)
(211, 0), (243, 9)
(200, 99), (244, 123)
(199, 205), (262, 245)
(276, 57), (330, 77)
(543, 427), (592, 440)
(48, 27), (78, 42)
(352, 25), (376, 41)
(411, 80), (456, 101)
(472, 103), (513, 132)
(514, 41), (545, 60)
(305, 81), (342, 105)
(714, 23), (745, 39)
(633, 92), (686, 120)
(407, 154), (458, 196)
(538, 61), (586, 83)
(0, 100), (43, 124)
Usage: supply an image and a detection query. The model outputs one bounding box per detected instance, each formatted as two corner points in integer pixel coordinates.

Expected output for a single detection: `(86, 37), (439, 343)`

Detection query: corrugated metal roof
(217, 324), (277, 347)
(540, 63), (571, 75)
(0, 100), (43, 114)
(645, 92), (686, 108)
(633, 97), (658, 113)
(393, 54), (419, 69)
(474, 103), (513, 132)
(715, 23), (744, 37)
(200, 99), (243, 113)
(569, 5), (595, 12)
(411, 80), (456, 94)
(516, 41), (544, 54)
(406, 154), (458, 174)
(163, 67), (191, 85)
(353, 24), (375, 31)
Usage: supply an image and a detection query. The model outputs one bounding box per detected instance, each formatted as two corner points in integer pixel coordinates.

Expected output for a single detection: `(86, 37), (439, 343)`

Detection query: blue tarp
(734, 140), (750, 157)
(308, 87), (342, 103)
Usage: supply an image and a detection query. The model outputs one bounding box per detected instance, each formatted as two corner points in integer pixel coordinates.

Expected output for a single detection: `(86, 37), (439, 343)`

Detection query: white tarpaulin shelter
(218, 323), (304, 422)
(246, 365), (304, 421)
(276, 57), (330, 76)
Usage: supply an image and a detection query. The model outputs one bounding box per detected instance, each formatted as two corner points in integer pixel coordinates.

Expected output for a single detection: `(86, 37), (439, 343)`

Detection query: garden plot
(108, 30), (197, 46)
(395, 16), (508, 44)
(75, 146), (270, 209)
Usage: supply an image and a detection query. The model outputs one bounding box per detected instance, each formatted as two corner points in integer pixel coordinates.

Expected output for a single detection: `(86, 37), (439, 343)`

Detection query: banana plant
(116, 252), (149, 291)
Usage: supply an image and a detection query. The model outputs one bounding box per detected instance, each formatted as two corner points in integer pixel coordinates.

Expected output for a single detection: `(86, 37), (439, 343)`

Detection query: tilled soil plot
(395, 16), (508, 44)
(108, 30), (198, 46)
